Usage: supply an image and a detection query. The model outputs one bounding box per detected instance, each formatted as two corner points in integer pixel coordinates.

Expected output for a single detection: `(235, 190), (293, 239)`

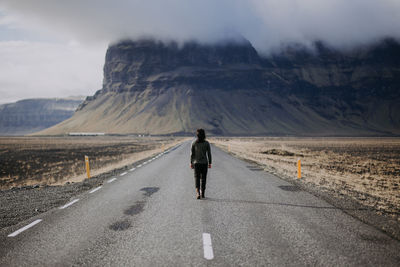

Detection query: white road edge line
(107, 177), (117, 183)
(120, 172), (128, 176)
(89, 186), (102, 194)
(129, 167), (136, 171)
(202, 233), (214, 260)
(137, 164), (143, 168)
(59, 199), (79, 209)
(8, 219), (42, 237)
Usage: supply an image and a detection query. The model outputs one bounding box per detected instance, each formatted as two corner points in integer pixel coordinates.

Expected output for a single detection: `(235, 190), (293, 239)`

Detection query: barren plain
(0, 136), (184, 229)
(0, 136), (182, 189)
(211, 137), (400, 220)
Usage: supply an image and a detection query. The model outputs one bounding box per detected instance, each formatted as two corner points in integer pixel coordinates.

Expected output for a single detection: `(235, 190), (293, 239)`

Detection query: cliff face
(101, 39), (262, 94)
(41, 39), (400, 136)
(0, 98), (83, 135)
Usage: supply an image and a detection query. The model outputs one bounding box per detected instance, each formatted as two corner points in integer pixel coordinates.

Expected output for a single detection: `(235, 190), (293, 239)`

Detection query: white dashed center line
(89, 186), (102, 194)
(8, 219), (42, 237)
(107, 177), (117, 183)
(59, 199), (79, 209)
(202, 233), (214, 260)
(129, 167), (136, 171)
(120, 172), (128, 176)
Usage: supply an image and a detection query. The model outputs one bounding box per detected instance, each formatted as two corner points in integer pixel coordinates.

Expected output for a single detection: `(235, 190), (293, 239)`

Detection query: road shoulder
(212, 144), (400, 241)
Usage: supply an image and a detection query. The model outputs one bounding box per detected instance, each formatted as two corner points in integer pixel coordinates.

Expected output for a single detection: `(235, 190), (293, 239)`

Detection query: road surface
(0, 141), (399, 266)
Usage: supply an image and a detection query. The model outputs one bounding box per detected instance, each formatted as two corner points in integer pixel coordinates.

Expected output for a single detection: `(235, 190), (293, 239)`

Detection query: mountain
(39, 38), (400, 136)
(0, 97), (84, 135)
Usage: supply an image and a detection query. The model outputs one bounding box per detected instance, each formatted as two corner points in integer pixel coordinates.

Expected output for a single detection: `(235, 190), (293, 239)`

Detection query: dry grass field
(211, 137), (400, 219)
(0, 136), (183, 189)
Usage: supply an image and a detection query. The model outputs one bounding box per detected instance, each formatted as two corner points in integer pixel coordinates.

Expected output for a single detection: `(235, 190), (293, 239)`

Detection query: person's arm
(190, 142), (195, 168)
(207, 142), (212, 168)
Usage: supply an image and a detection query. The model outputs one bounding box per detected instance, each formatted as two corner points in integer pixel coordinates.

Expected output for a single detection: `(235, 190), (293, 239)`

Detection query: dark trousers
(194, 163), (208, 191)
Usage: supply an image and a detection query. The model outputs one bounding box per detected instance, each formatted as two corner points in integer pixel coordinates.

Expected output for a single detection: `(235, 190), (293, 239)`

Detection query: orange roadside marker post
(297, 159), (301, 179)
(85, 155), (91, 178)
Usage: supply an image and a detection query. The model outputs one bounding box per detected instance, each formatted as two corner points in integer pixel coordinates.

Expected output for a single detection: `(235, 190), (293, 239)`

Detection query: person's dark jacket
(191, 140), (212, 165)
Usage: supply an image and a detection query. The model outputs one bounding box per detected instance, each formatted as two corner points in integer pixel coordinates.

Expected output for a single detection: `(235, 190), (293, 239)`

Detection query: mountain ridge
(0, 98), (84, 136)
(39, 38), (400, 136)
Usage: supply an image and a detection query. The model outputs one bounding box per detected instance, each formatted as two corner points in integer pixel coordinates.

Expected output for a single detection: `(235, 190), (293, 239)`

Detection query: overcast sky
(1, 0), (400, 104)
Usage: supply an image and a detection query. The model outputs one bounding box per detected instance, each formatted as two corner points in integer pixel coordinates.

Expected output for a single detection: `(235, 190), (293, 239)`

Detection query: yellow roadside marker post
(297, 159), (301, 179)
(85, 155), (91, 178)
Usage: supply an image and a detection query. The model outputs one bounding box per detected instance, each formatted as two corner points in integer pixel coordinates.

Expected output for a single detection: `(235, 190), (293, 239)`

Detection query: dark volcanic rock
(44, 38), (400, 136)
(101, 39), (262, 93)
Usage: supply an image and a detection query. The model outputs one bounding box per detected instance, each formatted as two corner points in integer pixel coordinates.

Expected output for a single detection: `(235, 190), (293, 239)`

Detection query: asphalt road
(0, 141), (399, 266)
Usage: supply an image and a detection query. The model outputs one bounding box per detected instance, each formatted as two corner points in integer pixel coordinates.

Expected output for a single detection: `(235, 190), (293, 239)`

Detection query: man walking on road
(190, 129), (212, 199)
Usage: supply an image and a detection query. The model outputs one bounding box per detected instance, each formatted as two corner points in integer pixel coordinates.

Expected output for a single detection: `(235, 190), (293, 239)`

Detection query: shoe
(201, 190), (205, 199)
(196, 189), (201, 199)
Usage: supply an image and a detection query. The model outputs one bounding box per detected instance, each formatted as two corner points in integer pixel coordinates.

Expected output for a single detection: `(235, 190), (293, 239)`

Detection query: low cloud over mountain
(2, 0), (400, 53)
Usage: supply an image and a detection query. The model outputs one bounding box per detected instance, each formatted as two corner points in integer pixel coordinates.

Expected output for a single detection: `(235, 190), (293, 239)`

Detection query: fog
(1, 0), (400, 104)
(2, 0), (400, 53)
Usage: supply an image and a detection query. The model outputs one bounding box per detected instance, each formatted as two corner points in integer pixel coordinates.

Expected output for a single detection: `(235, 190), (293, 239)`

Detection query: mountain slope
(40, 39), (400, 136)
(0, 98), (83, 135)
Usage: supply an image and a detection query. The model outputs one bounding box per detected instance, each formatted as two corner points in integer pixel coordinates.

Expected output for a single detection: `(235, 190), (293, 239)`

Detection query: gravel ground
(211, 138), (400, 219)
(0, 156), (153, 230)
(0, 136), (179, 188)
